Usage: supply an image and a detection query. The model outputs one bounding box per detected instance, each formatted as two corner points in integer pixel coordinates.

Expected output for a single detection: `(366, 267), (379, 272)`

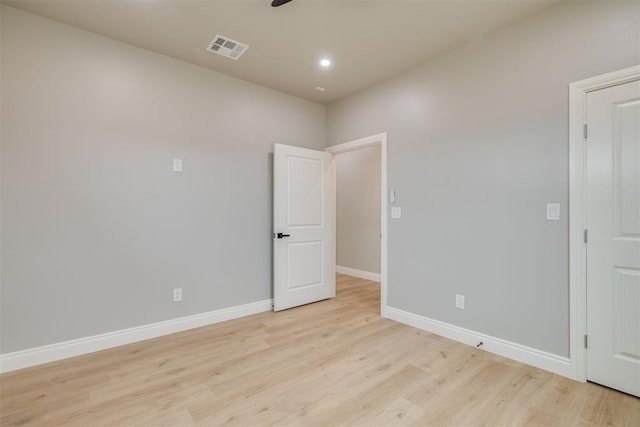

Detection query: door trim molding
(326, 132), (388, 317)
(569, 65), (640, 382)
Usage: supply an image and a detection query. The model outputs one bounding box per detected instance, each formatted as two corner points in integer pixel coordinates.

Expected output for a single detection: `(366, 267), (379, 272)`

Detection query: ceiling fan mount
(271, 0), (293, 7)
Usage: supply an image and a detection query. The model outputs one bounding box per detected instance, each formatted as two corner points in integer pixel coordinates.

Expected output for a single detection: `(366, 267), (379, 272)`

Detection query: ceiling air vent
(206, 34), (249, 61)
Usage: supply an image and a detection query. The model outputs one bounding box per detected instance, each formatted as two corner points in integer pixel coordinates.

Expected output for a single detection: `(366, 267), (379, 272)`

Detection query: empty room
(1, 0), (639, 425)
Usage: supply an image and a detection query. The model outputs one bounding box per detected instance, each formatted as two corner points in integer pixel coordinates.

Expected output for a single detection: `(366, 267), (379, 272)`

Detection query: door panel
(586, 79), (640, 397)
(615, 101), (640, 238)
(614, 268), (640, 360)
(287, 157), (324, 226)
(273, 144), (334, 311)
(288, 241), (323, 289)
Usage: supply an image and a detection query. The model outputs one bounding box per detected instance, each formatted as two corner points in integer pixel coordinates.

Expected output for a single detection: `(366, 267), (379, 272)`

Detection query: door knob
(276, 233), (290, 239)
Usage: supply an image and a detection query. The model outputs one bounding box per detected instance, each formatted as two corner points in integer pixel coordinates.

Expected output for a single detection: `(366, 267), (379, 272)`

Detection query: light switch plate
(173, 159), (183, 172)
(546, 203), (560, 221)
(391, 206), (402, 219)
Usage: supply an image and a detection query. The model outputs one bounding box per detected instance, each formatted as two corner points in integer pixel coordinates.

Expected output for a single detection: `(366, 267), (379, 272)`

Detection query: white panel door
(273, 144), (334, 311)
(586, 79), (640, 397)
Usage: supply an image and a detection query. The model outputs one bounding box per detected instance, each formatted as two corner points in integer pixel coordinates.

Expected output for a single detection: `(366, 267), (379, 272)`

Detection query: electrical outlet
(173, 288), (182, 302)
(455, 294), (465, 310)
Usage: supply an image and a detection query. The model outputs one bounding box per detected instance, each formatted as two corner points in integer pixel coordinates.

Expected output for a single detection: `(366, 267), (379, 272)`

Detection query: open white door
(273, 143), (335, 311)
(586, 79), (640, 397)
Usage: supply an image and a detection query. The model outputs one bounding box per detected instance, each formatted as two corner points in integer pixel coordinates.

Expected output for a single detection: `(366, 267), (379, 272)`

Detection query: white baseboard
(385, 306), (573, 379)
(0, 299), (273, 374)
(336, 265), (381, 282)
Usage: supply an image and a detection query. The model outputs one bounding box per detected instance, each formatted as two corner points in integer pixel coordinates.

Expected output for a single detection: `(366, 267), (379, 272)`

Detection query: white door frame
(326, 132), (388, 317)
(569, 64), (640, 382)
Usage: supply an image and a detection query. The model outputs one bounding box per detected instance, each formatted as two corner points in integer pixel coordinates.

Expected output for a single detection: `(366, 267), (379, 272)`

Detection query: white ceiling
(2, 0), (564, 104)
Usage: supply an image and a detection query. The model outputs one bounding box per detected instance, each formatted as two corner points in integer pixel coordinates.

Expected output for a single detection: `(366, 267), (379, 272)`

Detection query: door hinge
(583, 229), (588, 243)
(583, 123), (588, 140)
(584, 334), (588, 349)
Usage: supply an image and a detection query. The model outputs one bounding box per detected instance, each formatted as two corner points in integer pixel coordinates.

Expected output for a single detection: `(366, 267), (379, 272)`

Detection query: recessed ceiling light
(315, 86), (326, 92)
(320, 58), (331, 67)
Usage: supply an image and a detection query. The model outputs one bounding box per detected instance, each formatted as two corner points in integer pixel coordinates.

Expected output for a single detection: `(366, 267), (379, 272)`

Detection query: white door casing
(273, 144), (335, 311)
(570, 65), (640, 386)
(585, 79), (640, 397)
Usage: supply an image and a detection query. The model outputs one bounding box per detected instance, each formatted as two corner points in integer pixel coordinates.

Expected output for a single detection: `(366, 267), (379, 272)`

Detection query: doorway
(327, 133), (388, 317)
(569, 65), (640, 396)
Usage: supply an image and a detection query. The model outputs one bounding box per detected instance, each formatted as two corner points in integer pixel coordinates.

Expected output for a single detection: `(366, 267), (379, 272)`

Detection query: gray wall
(336, 147), (381, 274)
(326, 0), (640, 357)
(0, 6), (326, 353)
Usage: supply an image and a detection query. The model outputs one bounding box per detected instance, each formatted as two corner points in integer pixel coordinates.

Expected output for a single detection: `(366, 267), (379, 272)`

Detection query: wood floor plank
(317, 364), (431, 426)
(1, 275), (638, 426)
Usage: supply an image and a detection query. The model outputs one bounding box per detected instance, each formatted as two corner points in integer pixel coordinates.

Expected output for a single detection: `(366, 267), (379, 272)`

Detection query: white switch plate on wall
(173, 159), (183, 172)
(546, 203), (560, 221)
(391, 206), (402, 219)
(456, 294), (465, 309)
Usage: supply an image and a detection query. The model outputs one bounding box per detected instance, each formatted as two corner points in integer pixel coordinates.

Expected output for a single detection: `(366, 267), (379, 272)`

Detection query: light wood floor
(1, 274), (638, 426)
